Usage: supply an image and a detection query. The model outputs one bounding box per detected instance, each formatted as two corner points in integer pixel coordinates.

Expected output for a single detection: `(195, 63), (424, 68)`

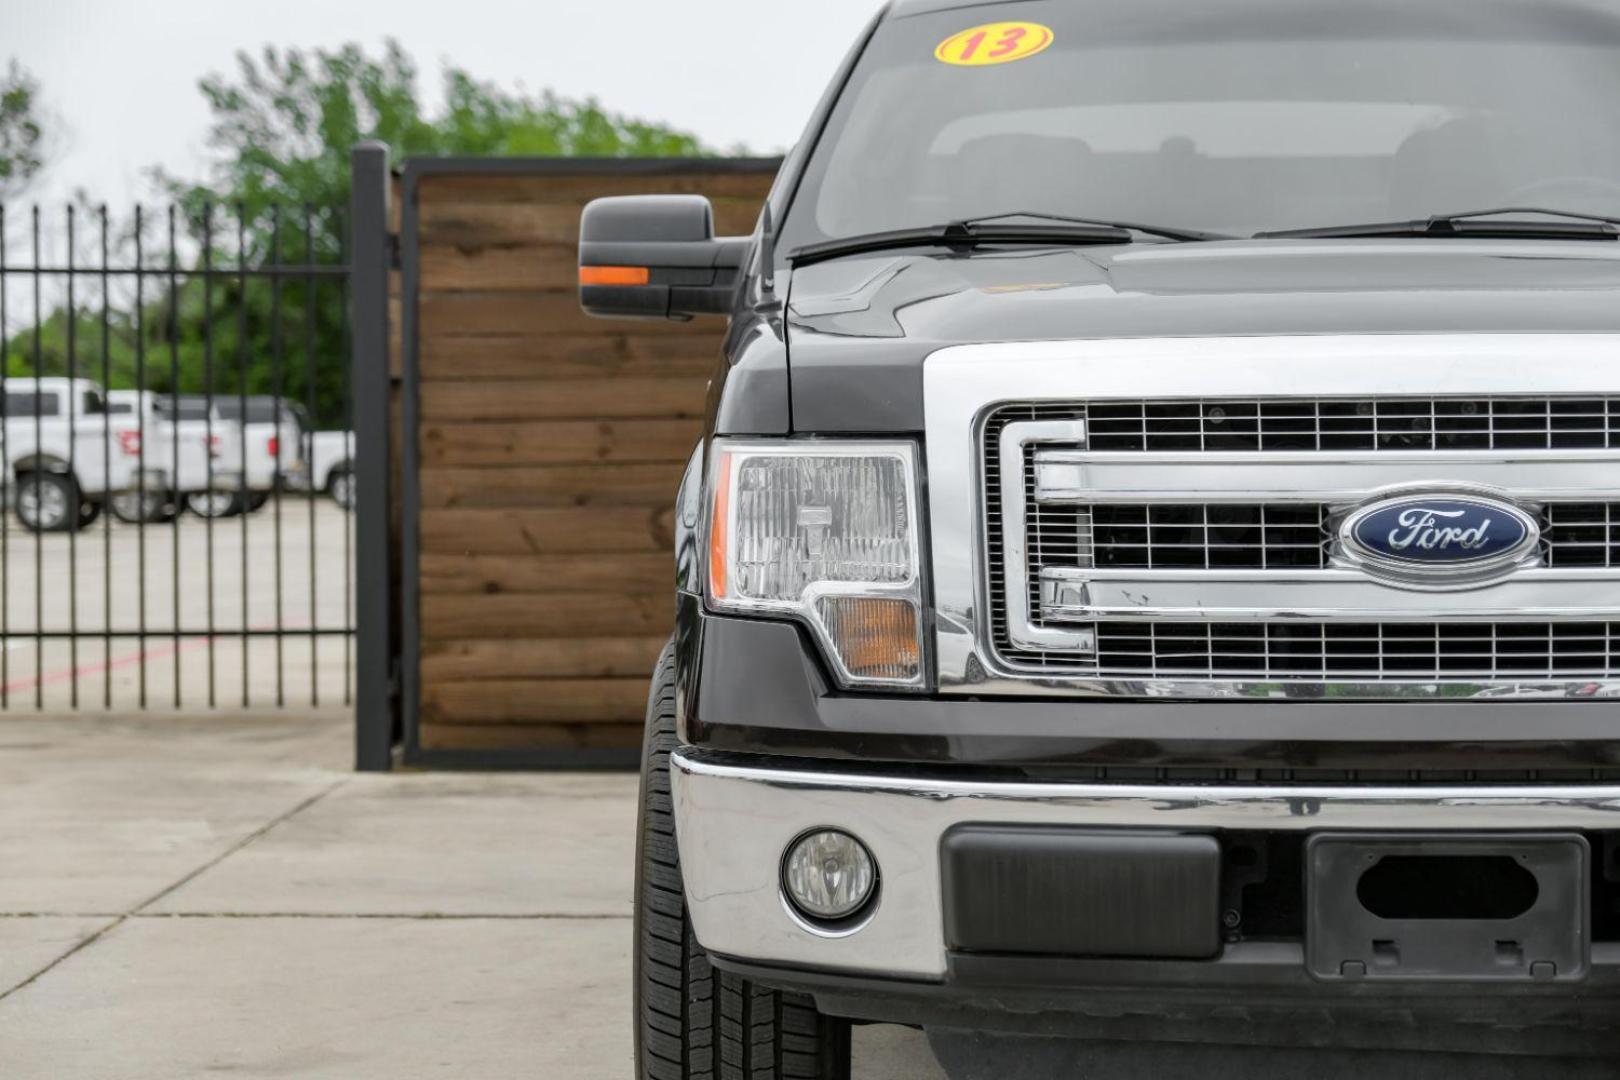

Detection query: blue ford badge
(1341, 493), (1539, 584)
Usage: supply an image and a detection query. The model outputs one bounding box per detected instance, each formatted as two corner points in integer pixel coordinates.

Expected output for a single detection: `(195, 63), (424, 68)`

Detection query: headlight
(706, 440), (926, 690)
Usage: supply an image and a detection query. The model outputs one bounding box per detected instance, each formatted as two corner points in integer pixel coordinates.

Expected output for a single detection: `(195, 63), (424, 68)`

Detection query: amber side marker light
(579, 265), (651, 287)
(708, 451), (733, 601)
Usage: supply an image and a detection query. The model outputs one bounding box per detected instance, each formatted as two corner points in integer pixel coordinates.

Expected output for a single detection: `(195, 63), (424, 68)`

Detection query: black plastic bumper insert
(1307, 833), (1590, 982)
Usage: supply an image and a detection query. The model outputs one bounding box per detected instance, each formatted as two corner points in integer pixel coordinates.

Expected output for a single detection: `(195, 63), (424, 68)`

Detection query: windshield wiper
(788, 212), (1226, 269)
(1257, 207), (1620, 241)
(790, 222), (1129, 268)
(961, 211), (1231, 244)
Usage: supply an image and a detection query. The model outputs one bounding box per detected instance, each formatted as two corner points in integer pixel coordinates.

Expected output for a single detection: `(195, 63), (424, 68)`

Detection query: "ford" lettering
(1385, 508), (1492, 553)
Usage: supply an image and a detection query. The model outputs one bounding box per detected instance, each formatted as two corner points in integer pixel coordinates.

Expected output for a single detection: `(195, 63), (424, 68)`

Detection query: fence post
(351, 142), (396, 772)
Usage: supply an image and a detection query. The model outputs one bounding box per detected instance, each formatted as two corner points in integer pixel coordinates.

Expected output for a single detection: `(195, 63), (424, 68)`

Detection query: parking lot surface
(0, 497), (353, 712)
(0, 712), (943, 1079)
(0, 713), (1615, 1078)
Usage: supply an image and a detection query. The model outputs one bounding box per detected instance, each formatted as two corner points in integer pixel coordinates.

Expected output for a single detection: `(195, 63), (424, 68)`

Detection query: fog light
(783, 830), (877, 921)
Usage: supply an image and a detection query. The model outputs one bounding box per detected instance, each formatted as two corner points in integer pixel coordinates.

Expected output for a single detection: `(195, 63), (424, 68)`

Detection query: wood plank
(420, 378), (707, 422)
(420, 289), (717, 339)
(417, 171), (778, 205)
(421, 420), (702, 467)
(422, 592), (673, 639)
(420, 552), (671, 595)
(421, 636), (666, 681)
(419, 242), (579, 291)
(418, 199), (764, 248)
(422, 677), (651, 724)
(422, 506), (675, 556)
(420, 202), (584, 246)
(420, 334), (719, 382)
(420, 463), (683, 510)
(418, 721), (643, 752)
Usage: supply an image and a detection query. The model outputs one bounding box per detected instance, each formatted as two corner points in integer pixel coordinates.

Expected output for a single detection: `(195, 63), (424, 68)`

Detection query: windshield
(780, 0), (1620, 246)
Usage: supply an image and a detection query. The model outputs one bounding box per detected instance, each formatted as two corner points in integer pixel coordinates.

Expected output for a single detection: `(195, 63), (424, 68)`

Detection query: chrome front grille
(982, 396), (1620, 683)
(930, 337), (1620, 699)
(1086, 398), (1620, 453)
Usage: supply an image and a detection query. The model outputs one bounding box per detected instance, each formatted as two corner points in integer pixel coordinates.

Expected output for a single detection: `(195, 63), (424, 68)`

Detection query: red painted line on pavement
(1, 636), (213, 696)
(2, 618), (318, 697)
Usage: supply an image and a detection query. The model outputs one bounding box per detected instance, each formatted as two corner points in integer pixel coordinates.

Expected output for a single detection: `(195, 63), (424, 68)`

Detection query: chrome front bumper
(671, 748), (1620, 981)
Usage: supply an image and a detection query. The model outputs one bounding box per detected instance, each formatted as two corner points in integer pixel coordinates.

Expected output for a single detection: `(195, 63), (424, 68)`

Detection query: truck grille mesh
(1086, 398), (1620, 452)
(1092, 622), (1620, 681)
(983, 400), (1620, 681)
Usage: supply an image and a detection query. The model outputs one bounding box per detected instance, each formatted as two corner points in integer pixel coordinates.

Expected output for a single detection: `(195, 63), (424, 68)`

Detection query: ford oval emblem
(1340, 493), (1540, 585)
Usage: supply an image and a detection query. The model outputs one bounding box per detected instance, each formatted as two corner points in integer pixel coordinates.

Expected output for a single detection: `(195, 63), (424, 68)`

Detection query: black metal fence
(0, 198), (358, 711)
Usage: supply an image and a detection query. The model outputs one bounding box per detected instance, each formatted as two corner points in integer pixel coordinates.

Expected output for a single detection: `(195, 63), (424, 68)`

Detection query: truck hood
(781, 238), (1620, 432)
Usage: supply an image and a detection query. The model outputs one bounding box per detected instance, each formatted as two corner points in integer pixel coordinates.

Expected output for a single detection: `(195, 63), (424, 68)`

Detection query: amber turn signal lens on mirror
(578, 265), (651, 287)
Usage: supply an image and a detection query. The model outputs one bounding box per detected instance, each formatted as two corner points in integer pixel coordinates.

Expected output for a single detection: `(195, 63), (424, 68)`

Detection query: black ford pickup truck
(580, 2), (1620, 1075)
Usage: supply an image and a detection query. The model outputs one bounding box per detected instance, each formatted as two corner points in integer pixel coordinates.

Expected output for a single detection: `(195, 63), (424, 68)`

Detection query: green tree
(168, 40), (711, 222)
(6, 42), (718, 427)
(0, 61), (46, 200)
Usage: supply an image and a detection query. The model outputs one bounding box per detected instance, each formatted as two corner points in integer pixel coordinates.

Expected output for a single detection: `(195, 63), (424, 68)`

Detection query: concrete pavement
(0, 498), (354, 713)
(0, 712), (940, 1079)
(2, 712), (1617, 1078)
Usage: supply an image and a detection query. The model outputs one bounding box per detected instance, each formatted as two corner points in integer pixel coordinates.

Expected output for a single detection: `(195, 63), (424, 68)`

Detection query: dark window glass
(215, 397), (306, 430)
(3, 392), (62, 418)
(217, 398), (280, 424)
(157, 398), (217, 423)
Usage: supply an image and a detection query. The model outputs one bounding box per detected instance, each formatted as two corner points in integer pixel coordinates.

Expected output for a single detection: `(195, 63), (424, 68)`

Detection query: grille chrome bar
(1000, 419), (1095, 654)
(1036, 448), (1620, 503)
(1044, 503), (1620, 572)
(1041, 567), (1620, 623)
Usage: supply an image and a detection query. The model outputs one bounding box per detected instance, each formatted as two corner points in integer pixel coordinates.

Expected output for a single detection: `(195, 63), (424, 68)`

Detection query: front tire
(111, 490), (178, 525)
(327, 467), (355, 510)
(636, 643), (851, 1080)
(185, 491), (244, 519)
(15, 472), (79, 533)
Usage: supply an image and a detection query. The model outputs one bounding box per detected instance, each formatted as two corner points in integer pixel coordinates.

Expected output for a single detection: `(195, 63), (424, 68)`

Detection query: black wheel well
(12, 456), (73, 481)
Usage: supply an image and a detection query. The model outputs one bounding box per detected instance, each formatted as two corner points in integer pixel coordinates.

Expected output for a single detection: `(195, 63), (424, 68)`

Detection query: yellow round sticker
(935, 22), (1055, 67)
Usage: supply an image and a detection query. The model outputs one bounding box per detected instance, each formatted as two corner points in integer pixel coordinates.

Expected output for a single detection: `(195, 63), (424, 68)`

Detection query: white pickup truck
(103, 391), (246, 523)
(1, 378), (147, 532)
(184, 396), (306, 518)
(305, 430), (355, 509)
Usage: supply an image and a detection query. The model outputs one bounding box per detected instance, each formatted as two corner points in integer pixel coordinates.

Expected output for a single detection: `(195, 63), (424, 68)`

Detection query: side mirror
(578, 195), (750, 321)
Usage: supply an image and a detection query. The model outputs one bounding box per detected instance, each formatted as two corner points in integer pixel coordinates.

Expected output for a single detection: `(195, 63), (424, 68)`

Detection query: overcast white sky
(7, 0), (885, 210)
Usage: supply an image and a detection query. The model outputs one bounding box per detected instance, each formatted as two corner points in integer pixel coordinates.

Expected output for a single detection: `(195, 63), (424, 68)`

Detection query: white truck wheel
(185, 491), (245, 519)
(111, 490), (177, 525)
(16, 473), (79, 534)
(328, 469), (355, 510)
